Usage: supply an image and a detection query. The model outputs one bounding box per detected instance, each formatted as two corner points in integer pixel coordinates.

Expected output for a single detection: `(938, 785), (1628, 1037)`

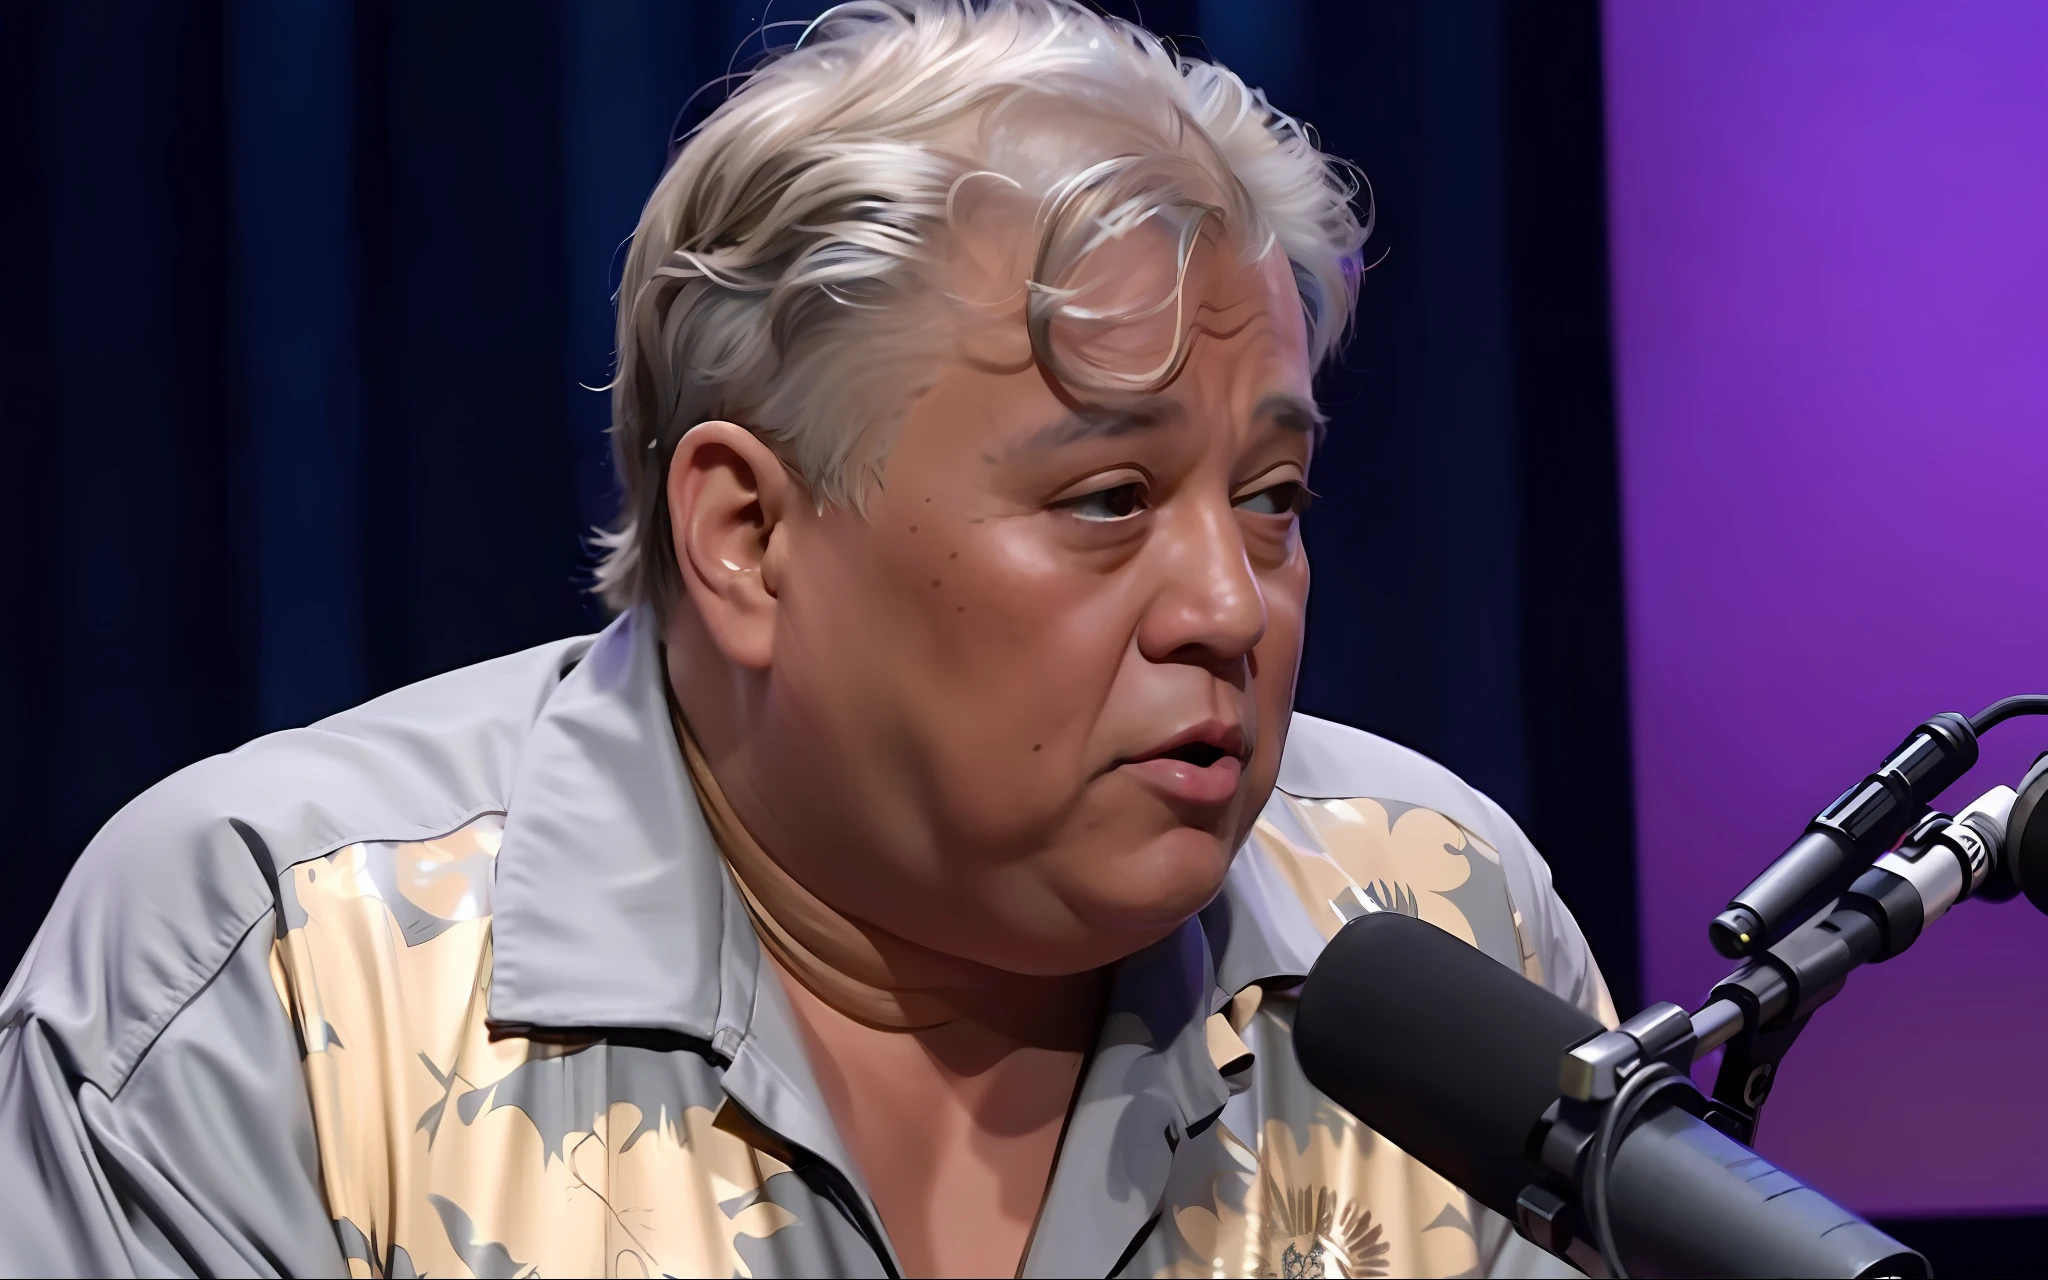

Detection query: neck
(668, 682), (1100, 1046)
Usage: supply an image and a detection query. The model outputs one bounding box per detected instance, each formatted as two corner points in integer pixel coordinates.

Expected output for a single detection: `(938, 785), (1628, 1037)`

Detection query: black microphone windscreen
(1293, 910), (1603, 1219)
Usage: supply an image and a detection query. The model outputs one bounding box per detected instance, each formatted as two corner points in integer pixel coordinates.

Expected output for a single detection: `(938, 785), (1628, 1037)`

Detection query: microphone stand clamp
(1513, 1002), (1744, 1271)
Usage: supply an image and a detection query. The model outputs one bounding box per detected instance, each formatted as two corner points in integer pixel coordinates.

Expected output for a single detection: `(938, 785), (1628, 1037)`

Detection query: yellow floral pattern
(1142, 796), (1548, 1279)
(1161, 1107), (1480, 1280)
(267, 818), (803, 1278)
(267, 799), (1572, 1278)
(1252, 793), (1539, 970)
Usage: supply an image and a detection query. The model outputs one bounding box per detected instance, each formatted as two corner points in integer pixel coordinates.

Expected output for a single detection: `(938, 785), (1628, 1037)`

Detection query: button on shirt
(0, 607), (1615, 1278)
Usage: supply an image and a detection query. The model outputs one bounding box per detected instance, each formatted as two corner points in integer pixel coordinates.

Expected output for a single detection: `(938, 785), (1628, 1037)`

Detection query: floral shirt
(0, 607), (1612, 1278)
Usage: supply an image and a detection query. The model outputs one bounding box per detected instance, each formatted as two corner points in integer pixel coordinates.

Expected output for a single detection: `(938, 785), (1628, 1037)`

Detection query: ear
(665, 421), (799, 670)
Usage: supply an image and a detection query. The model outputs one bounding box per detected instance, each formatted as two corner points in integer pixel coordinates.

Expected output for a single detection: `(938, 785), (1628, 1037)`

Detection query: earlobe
(665, 421), (793, 669)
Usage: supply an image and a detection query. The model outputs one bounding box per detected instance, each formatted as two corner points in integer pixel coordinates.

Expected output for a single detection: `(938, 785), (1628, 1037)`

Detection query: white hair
(595, 0), (1370, 614)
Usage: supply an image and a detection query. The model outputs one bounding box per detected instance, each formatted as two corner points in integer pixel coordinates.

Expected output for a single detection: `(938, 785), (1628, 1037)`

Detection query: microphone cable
(1971, 694), (2048, 735)
(1583, 1061), (1694, 1280)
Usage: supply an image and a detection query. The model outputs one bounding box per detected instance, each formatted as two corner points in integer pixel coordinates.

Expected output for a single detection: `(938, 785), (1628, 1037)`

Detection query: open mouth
(1117, 728), (1246, 808)
(1121, 721), (1249, 773)
(1158, 741), (1229, 769)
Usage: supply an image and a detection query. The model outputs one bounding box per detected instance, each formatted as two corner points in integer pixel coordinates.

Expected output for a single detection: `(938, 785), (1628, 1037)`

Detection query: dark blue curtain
(0, 0), (1637, 1008)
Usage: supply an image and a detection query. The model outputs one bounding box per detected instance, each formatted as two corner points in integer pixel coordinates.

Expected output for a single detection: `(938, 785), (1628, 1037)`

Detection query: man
(0, 2), (1614, 1276)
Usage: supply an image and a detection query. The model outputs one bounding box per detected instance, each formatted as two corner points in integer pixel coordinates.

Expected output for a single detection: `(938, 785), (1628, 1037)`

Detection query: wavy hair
(594, 0), (1370, 613)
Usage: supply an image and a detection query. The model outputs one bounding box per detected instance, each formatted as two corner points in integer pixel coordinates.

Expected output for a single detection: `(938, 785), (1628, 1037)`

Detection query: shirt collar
(488, 606), (738, 1040)
(487, 603), (1324, 1036)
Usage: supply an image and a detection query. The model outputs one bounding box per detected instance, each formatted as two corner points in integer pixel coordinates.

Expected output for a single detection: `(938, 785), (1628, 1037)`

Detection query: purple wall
(1604, 2), (2048, 1216)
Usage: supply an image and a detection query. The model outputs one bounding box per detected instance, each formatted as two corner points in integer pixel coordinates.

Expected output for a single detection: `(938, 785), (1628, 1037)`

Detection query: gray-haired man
(0, 3), (1612, 1275)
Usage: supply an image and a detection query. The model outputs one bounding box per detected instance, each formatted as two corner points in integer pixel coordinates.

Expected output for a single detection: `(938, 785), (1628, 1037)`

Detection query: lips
(1115, 722), (1250, 808)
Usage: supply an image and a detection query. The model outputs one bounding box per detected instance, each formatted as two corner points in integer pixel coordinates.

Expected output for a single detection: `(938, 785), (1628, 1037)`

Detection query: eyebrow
(1255, 392), (1327, 446)
(1013, 395), (1186, 454)
(1012, 391), (1325, 456)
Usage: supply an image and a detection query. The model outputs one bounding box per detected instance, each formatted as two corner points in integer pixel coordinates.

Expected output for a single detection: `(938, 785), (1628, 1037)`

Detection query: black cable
(1971, 695), (2048, 735)
(1583, 1062), (1692, 1280)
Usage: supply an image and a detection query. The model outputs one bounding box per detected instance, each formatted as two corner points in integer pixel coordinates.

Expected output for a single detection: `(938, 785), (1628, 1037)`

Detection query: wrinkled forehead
(934, 194), (1295, 382)
(903, 237), (1317, 477)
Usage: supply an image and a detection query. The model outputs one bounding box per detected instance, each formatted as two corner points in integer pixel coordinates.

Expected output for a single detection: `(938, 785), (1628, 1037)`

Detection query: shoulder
(1274, 712), (1528, 853)
(0, 633), (598, 1091)
(1242, 712), (1614, 1021)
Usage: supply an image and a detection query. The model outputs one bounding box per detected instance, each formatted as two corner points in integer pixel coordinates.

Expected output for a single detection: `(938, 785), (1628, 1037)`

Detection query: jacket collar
(487, 604), (1324, 1040)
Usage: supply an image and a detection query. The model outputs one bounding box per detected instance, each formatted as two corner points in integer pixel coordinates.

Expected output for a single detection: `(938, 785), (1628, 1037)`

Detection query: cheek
(932, 523), (1135, 690)
(791, 516), (1139, 826)
(1248, 550), (1310, 772)
(924, 537), (1140, 815)
(1257, 546), (1310, 674)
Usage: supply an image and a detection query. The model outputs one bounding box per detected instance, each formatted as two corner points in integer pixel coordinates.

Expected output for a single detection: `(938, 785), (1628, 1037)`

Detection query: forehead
(884, 240), (1315, 478)
(945, 219), (1311, 396)
(1041, 238), (1315, 431)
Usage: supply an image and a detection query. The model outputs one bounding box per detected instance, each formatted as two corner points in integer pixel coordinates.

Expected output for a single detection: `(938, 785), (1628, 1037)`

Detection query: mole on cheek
(1032, 743), (1042, 752)
(931, 579), (942, 588)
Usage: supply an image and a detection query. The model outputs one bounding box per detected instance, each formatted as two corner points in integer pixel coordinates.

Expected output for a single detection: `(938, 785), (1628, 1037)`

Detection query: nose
(1135, 500), (1267, 671)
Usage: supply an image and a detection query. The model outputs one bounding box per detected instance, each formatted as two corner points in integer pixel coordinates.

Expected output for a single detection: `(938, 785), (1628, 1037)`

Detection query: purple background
(1605, 1), (2048, 1215)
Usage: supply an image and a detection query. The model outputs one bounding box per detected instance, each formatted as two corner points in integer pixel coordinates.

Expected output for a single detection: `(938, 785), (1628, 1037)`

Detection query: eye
(1233, 480), (1312, 516)
(1055, 481), (1149, 523)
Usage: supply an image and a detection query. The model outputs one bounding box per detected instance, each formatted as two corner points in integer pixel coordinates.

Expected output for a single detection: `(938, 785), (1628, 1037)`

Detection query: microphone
(1293, 911), (1926, 1279)
(1709, 713), (1979, 959)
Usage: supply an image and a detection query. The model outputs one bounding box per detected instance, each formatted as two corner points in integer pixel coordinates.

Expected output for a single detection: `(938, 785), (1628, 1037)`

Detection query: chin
(1063, 824), (1237, 938)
